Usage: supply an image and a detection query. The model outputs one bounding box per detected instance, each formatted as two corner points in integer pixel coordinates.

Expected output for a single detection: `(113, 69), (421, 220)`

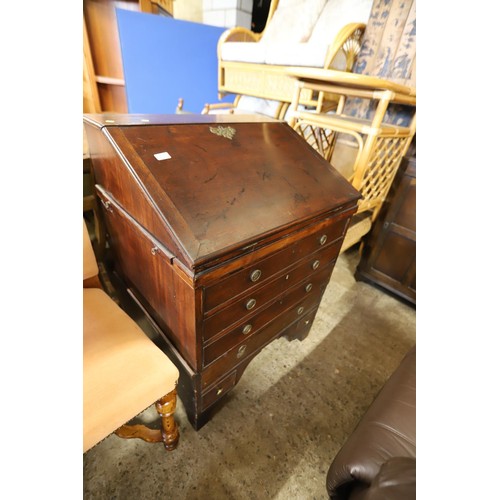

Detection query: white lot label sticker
(154, 151), (172, 160)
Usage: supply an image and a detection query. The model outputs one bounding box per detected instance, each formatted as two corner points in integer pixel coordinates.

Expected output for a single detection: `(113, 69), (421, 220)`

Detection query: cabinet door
(356, 156), (416, 304)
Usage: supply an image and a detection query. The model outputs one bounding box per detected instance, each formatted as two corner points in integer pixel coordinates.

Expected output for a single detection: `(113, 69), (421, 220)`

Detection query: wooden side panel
(84, 123), (188, 262)
(355, 154), (416, 304)
(96, 188), (199, 370)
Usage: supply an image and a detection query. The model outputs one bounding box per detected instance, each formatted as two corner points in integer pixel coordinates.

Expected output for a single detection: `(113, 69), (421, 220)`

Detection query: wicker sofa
(216, 0), (373, 115)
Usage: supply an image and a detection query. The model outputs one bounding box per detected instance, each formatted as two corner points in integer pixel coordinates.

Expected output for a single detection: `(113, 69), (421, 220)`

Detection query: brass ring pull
(297, 306), (305, 315)
(151, 246), (159, 255)
(101, 199), (113, 212)
(305, 283), (313, 293)
(216, 388), (223, 396)
(319, 234), (328, 245)
(246, 298), (257, 310)
(242, 324), (252, 335)
(312, 260), (320, 270)
(237, 345), (247, 358)
(250, 269), (262, 282)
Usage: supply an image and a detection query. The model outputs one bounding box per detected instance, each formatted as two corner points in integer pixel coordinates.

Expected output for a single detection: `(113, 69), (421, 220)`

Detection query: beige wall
(173, 0), (203, 23)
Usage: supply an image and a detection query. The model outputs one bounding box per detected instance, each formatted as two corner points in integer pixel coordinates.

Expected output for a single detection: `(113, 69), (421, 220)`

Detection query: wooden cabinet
(83, 0), (173, 113)
(355, 150), (416, 305)
(83, 113), (361, 429)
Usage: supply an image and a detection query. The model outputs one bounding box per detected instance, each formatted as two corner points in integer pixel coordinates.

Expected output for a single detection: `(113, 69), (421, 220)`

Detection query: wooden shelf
(95, 76), (126, 86)
(83, 0), (173, 113)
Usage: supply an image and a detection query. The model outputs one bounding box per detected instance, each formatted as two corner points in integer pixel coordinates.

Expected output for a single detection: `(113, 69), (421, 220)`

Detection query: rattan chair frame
(286, 68), (416, 250)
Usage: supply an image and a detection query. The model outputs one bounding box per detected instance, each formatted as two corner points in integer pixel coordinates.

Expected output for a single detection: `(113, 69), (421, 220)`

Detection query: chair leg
(156, 388), (180, 451)
(114, 388), (179, 451)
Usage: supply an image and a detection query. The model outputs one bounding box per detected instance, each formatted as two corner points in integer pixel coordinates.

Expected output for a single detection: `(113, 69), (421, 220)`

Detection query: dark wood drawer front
(203, 270), (330, 366)
(200, 295), (325, 390)
(202, 258), (336, 342)
(201, 371), (237, 411)
(203, 216), (348, 313)
(290, 307), (320, 338)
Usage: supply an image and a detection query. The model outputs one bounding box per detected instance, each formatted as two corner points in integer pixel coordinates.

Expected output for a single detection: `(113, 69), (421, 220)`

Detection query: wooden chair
(83, 129), (106, 260)
(83, 219), (180, 453)
(286, 0), (416, 253)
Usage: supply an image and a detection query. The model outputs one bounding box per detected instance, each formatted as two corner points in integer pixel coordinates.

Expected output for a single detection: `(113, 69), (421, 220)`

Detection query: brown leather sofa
(326, 346), (416, 499)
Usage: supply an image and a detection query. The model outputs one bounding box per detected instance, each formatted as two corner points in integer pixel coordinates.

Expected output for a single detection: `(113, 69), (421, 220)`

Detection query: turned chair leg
(114, 387), (179, 451)
(156, 389), (180, 451)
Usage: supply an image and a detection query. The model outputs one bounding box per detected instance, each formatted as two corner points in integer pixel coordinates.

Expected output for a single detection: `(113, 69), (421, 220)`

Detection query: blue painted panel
(116, 9), (234, 114)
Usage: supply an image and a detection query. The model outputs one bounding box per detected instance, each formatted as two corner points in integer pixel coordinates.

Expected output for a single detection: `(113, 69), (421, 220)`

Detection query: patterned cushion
(345, 0), (416, 125)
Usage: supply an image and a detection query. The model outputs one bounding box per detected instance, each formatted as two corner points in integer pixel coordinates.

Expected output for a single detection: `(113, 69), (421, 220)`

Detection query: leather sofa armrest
(326, 346), (416, 499)
(350, 457), (416, 500)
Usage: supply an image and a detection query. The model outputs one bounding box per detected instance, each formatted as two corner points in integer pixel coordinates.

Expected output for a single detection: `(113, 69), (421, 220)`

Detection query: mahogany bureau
(83, 113), (361, 429)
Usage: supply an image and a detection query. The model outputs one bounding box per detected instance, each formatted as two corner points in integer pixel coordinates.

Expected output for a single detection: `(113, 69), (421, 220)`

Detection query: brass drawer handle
(297, 306), (305, 315)
(246, 298), (257, 310)
(151, 246), (159, 255)
(237, 345), (247, 358)
(100, 199), (113, 212)
(305, 283), (313, 293)
(312, 259), (320, 270)
(319, 234), (328, 245)
(216, 388), (223, 396)
(250, 269), (262, 282)
(242, 324), (252, 335)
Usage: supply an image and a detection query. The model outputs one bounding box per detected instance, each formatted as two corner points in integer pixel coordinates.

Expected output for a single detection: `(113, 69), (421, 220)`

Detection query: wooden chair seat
(83, 220), (180, 453)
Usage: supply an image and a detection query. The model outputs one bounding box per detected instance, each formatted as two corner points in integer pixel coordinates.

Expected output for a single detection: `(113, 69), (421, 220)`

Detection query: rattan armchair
(286, 0), (416, 253)
(216, 0), (373, 113)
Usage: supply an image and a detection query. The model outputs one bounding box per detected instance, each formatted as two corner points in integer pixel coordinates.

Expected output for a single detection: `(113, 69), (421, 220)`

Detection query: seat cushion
(220, 41), (268, 63)
(260, 0), (327, 45)
(264, 42), (329, 67)
(83, 288), (179, 452)
(220, 0), (327, 65)
(308, 0), (373, 46)
(221, 0), (372, 68)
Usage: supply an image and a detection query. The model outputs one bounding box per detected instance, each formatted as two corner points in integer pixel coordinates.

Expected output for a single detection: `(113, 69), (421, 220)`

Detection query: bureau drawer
(202, 256), (336, 342)
(201, 371), (237, 411)
(200, 296), (325, 390)
(203, 216), (348, 313)
(290, 307), (320, 339)
(202, 265), (332, 366)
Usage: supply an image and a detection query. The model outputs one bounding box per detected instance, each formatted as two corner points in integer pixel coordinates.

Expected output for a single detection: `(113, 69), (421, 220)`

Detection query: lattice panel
(294, 122), (336, 160)
(357, 136), (410, 212)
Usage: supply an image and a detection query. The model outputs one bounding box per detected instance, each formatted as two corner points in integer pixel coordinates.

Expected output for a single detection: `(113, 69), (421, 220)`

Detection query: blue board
(116, 9), (234, 114)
